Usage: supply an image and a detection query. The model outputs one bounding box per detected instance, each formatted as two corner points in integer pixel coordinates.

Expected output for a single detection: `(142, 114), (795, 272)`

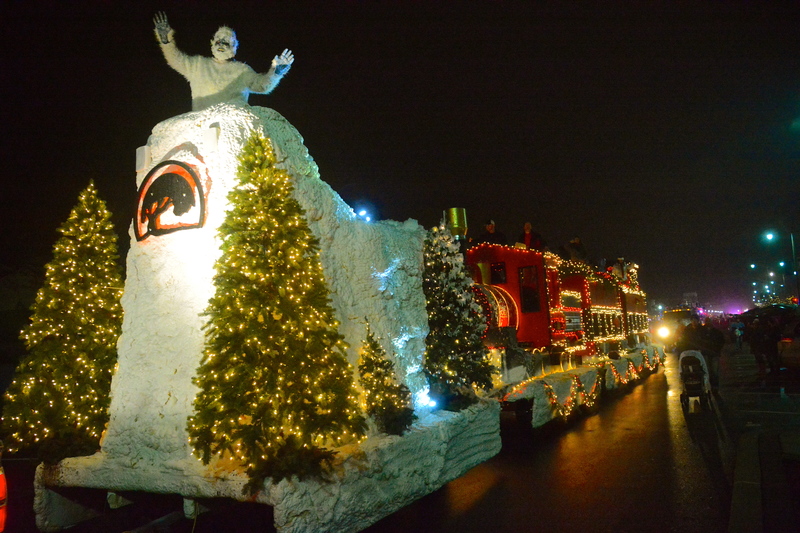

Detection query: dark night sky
(2, 1), (800, 312)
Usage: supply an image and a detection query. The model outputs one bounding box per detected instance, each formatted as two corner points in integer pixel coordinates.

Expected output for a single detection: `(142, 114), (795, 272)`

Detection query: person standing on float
(153, 12), (294, 111)
(474, 220), (507, 245)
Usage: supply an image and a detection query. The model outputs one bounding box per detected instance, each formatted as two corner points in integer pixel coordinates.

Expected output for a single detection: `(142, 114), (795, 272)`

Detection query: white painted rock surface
(104, 103), (429, 465)
(37, 400), (501, 532)
(35, 104), (502, 532)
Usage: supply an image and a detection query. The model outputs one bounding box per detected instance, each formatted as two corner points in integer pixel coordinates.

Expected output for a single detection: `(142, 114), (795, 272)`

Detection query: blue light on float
(416, 388), (438, 410)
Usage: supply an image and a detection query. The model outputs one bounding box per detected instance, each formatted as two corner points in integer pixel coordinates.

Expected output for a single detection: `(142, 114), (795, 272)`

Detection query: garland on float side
(541, 371), (603, 421)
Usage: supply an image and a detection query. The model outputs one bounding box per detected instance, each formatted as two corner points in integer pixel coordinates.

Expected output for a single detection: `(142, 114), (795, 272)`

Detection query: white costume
(159, 42), (285, 111)
(154, 15), (293, 111)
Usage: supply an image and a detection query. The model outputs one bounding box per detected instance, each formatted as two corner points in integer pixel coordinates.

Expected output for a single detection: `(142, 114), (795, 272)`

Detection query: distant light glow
(656, 326), (671, 339)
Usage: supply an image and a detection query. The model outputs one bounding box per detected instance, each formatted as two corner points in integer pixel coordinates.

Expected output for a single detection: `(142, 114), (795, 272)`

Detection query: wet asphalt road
(5, 352), (738, 532)
(364, 354), (733, 533)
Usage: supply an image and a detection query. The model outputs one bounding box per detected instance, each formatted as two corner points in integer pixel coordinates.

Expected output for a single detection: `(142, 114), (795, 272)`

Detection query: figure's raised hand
(154, 12), (174, 44)
(272, 49), (294, 76)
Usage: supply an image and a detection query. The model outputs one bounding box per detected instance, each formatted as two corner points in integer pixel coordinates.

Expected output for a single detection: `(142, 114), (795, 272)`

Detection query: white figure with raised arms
(153, 12), (294, 111)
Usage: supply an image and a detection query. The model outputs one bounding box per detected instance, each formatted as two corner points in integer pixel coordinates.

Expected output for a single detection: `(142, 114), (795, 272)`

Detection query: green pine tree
(188, 132), (365, 494)
(2, 181), (124, 463)
(358, 322), (415, 436)
(422, 222), (495, 410)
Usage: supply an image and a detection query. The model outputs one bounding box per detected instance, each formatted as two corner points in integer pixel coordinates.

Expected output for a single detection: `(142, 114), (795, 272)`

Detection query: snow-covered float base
(503, 345), (665, 428)
(34, 400), (501, 533)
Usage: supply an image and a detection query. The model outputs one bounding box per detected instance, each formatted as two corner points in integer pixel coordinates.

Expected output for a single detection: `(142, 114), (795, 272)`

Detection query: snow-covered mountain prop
(35, 104), (500, 532)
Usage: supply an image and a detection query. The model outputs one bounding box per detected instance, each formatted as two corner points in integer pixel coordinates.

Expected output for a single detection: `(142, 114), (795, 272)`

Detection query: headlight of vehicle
(657, 326), (671, 339)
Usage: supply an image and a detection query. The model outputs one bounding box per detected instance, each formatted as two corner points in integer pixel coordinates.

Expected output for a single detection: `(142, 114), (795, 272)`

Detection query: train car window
(490, 262), (507, 284)
(591, 279), (620, 307)
(470, 263), (481, 284)
(518, 265), (540, 313)
(562, 292), (581, 308)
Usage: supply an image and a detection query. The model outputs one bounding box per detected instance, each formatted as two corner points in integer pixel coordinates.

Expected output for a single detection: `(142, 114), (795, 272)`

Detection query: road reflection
(367, 354), (732, 532)
(665, 351), (733, 529)
(444, 463), (502, 518)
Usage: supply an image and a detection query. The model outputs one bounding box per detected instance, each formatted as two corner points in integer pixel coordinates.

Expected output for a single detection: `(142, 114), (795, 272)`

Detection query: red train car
(466, 243), (649, 359)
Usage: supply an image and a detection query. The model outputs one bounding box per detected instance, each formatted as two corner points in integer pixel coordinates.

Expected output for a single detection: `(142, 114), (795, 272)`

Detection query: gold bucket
(446, 208), (468, 238)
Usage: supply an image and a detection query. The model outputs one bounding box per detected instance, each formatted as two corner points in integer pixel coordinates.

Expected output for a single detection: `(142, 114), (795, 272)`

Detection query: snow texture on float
(503, 344), (665, 428)
(35, 104), (501, 531)
(504, 365), (603, 428)
(37, 400), (500, 533)
(106, 103), (430, 463)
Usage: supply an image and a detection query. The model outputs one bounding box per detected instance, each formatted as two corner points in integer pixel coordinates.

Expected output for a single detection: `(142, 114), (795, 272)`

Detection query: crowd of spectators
(673, 308), (800, 388)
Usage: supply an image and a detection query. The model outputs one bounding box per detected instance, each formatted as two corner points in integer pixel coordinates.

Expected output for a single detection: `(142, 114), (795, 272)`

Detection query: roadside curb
(728, 429), (800, 533)
(728, 431), (761, 533)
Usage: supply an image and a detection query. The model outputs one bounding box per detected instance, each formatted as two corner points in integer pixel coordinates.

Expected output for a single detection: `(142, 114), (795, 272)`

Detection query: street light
(763, 230), (800, 301)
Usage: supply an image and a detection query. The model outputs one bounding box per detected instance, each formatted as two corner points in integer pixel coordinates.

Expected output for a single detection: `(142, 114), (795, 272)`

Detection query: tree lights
(422, 222), (495, 411)
(187, 132), (365, 494)
(2, 181), (123, 462)
(358, 322), (415, 436)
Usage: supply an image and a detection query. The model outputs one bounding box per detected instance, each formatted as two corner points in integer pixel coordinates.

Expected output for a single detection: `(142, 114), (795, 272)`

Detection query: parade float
(463, 242), (664, 427)
(4, 15), (500, 533)
(2, 13), (665, 532)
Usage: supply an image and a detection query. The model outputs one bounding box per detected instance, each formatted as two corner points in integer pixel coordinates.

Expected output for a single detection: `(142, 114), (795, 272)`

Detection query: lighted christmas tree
(188, 132), (365, 494)
(2, 181), (123, 463)
(358, 322), (415, 436)
(422, 222), (495, 410)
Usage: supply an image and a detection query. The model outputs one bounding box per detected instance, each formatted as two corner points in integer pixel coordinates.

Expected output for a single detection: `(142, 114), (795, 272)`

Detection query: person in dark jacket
(747, 319), (768, 383)
(475, 220), (507, 245)
(762, 318), (782, 376)
(676, 315), (704, 354)
(563, 236), (588, 263)
(517, 222), (545, 251)
(701, 318), (725, 390)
